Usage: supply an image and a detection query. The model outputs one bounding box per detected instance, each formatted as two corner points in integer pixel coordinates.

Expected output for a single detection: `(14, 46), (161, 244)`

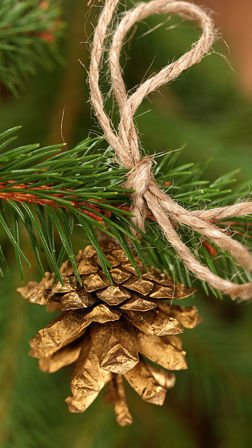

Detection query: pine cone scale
(90, 321), (139, 374)
(66, 338), (111, 413)
(137, 332), (188, 371)
(39, 340), (82, 373)
(96, 285), (131, 305)
(124, 361), (167, 405)
(110, 268), (132, 283)
(123, 309), (183, 336)
(120, 295), (157, 311)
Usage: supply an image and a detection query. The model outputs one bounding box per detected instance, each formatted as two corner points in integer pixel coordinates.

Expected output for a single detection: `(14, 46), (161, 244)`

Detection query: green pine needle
(0, 0), (63, 95)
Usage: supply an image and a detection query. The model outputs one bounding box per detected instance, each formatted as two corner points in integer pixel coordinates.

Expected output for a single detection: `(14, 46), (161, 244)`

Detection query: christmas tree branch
(0, 0), (63, 95)
(0, 126), (251, 296)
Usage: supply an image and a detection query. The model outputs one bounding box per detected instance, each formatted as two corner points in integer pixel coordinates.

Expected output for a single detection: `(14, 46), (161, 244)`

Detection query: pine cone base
(18, 240), (201, 426)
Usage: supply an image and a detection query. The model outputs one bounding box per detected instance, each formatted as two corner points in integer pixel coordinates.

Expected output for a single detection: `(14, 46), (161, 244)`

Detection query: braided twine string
(89, 0), (252, 301)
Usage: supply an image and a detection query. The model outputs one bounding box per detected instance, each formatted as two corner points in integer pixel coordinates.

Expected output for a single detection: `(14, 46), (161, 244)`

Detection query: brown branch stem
(0, 182), (250, 239)
(0, 181), (111, 221)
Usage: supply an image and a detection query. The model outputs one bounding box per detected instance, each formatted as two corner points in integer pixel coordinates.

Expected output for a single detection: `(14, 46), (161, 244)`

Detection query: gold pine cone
(17, 240), (201, 426)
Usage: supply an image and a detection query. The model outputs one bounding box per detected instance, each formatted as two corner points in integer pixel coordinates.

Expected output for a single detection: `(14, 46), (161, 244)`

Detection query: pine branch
(0, 126), (251, 296)
(0, 0), (63, 95)
(0, 127), (141, 281)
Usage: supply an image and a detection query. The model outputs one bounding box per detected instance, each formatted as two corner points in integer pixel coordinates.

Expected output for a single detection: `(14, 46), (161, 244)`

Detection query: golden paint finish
(17, 240), (199, 426)
(90, 321), (139, 374)
(124, 361), (167, 405)
(124, 309), (183, 336)
(110, 374), (133, 426)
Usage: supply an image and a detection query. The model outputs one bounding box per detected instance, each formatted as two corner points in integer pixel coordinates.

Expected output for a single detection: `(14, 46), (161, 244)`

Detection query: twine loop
(89, 0), (252, 301)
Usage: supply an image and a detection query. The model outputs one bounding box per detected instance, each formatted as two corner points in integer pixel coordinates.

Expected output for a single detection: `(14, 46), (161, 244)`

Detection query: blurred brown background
(197, 0), (252, 94)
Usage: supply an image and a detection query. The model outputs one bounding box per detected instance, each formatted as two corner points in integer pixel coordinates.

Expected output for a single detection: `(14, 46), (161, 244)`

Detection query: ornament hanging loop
(110, 0), (215, 160)
(89, 0), (252, 302)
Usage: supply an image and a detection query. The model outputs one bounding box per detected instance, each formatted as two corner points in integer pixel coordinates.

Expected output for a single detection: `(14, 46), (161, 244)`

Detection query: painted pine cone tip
(17, 240), (201, 426)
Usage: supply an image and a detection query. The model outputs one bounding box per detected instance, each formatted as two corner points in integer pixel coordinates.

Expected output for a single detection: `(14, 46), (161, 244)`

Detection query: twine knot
(125, 157), (153, 231)
(126, 157), (153, 195)
(89, 0), (252, 301)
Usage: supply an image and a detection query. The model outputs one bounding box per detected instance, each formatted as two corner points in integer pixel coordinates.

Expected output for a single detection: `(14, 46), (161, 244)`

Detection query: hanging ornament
(16, 0), (252, 429)
(18, 240), (200, 426)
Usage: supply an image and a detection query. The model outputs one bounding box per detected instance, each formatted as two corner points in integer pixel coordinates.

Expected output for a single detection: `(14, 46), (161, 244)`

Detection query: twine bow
(89, 0), (252, 301)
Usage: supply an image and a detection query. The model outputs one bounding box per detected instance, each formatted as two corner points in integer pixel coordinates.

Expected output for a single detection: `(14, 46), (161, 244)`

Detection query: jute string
(89, 0), (252, 301)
